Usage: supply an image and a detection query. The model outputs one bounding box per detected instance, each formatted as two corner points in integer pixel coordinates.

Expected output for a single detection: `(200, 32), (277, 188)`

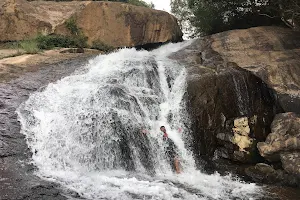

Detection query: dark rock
(245, 163), (299, 187)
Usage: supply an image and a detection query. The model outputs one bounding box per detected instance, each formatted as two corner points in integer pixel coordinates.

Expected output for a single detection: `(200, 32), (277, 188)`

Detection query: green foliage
(91, 40), (114, 52)
(19, 40), (40, 54)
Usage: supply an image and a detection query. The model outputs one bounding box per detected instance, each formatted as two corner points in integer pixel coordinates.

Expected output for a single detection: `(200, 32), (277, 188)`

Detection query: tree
(171, 0), (300, 37)
(268, 0), (300, 30)
(171, 0), (194, 38)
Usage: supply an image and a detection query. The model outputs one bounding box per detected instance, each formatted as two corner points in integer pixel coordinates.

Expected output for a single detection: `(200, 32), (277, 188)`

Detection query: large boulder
(171, 26), (300, 165)
(210, 27), (300, 113)
(0, 0), (182, 47)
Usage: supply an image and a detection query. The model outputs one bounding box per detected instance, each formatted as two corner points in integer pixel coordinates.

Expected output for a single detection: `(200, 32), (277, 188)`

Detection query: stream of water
(17, 42), (261, 200)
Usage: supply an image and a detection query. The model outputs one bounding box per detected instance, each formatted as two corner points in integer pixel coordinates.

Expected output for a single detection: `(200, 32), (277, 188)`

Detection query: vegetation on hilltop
(171, 0), (300, 37)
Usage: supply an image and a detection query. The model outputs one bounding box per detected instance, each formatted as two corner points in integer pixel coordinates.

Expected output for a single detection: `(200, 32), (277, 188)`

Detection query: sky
(144, 0), (171, 12)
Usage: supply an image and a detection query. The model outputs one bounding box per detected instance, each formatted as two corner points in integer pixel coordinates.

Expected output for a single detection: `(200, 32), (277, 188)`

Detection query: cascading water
(17, 42), (261, 200)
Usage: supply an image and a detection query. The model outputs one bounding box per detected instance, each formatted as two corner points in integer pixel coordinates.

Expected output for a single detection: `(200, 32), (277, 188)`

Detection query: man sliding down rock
(160, 126), (181, 174)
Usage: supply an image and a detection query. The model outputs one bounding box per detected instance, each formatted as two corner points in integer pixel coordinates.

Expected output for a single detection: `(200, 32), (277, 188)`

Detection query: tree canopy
(171, 0), (300, 37)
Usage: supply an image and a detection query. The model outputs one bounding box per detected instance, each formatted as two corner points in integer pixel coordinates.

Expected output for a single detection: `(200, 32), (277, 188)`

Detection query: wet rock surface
(0, 56), (94, 200)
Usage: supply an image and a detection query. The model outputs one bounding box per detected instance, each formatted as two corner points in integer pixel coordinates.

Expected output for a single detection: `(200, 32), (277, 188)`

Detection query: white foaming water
(17, 42), (261, 200)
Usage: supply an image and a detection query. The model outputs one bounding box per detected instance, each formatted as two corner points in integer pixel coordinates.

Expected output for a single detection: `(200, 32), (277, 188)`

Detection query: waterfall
(17, 42), (261, 200)
(231, 70), (250, 116)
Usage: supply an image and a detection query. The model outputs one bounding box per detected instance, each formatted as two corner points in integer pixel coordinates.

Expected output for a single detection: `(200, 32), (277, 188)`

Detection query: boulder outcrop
(0, 0), (182, 47)
(172, 26), (300, 161)
(257, 113), (300, 178)
(211, 27), (300, 113)
(258, 113), (300, 162)
(171, 26), (300, 185)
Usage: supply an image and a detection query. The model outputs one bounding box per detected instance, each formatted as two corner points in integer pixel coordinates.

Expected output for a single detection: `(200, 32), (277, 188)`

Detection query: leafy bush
(91, 40), (114, 52)
(32, 16), (88, 50)
(35, 34), (88, 49)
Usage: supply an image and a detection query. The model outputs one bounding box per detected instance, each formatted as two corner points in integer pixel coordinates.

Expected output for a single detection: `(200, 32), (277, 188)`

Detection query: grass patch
(19, 40), (40, 54)
(10, 33), (88, 55)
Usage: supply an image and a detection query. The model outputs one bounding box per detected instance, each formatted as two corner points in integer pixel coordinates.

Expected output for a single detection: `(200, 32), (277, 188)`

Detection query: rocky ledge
(171, 26), (300, 189)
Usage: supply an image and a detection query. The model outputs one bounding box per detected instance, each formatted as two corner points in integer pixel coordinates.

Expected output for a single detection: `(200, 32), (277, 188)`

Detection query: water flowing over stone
(17, 42), (260, 199)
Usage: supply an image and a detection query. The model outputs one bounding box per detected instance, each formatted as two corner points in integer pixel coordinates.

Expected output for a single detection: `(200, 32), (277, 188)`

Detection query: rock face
(211, 27), (300, 113)
(0, 0), (182, 47)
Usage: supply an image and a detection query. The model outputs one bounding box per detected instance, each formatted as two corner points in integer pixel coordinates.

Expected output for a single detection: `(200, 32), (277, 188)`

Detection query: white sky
(145, 0), (171, 12)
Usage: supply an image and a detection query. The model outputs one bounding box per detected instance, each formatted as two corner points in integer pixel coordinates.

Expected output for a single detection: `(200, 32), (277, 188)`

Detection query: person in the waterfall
(160, 126), (181, 174)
